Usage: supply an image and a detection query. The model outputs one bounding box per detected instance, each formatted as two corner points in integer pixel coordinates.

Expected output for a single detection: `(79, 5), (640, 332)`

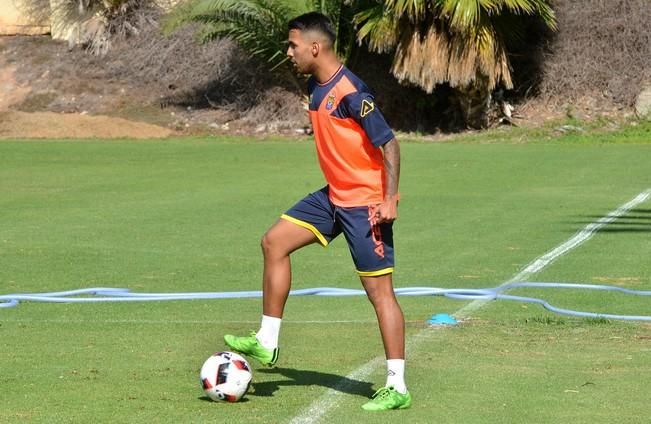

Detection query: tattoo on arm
(382, 138), (400, 198)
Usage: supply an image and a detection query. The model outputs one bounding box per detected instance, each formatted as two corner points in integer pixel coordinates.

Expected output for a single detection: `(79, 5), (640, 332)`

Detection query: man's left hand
(369, 196), (399, 225)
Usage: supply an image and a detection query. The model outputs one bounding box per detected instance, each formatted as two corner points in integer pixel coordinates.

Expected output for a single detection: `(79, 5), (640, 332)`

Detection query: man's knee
(362, 275), (395, 304)
(261, 230), (278, 257)
(261, 224), (292, 258)
(261, 218), (318, 259)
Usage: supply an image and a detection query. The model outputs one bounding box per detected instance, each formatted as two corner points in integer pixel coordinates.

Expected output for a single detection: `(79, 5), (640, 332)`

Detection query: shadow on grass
(569, 212), (651, 233)
(596, 228), (651, 233)
(198, 395), (251, 403)
(580, 216), (651, 220)
(250, 367), (375, 398)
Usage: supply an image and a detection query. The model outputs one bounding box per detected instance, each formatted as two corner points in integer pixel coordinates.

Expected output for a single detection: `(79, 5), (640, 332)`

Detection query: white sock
(256, 315), (281, 350)
(386, 359), (407, 394)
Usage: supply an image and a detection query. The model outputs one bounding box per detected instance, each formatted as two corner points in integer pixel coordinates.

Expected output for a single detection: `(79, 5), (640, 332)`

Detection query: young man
(224, 12), (410, 411)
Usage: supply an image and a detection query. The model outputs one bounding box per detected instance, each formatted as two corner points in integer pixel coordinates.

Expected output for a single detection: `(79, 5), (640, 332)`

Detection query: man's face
(286, 29), (314, 74)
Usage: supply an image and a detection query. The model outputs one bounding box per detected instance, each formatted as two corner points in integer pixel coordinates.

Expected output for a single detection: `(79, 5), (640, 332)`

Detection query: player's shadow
(249, 367), (375, 398)
(570, 211), (651, 233)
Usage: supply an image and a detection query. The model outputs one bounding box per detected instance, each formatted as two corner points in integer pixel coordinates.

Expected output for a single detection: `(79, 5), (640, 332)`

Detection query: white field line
(456, 187), (651, 318)
(288, 357), (385, 424)
(288, 188), (651, 424)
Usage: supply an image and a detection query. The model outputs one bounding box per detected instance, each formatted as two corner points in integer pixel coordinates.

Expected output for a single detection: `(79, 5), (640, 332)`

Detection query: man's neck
(313, 60), (343, 84)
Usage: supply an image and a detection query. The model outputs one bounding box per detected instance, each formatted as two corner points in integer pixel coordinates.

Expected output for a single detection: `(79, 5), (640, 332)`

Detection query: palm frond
(359, 0), (553, 93)
(354, 4), (400, 53)
(166, 0), (303, 72)
(441, 0), (484, 29)
(383, 0), (427, 21)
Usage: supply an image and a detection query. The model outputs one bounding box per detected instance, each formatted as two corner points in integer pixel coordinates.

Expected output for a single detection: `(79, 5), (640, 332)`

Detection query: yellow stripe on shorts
(280, 214), (329, 247)
(357, 267), (394, 277)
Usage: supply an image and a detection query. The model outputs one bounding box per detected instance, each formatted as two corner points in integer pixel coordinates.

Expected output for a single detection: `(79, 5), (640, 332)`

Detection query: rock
(555, 125), (584, 134)
(634, 85), (651, 119)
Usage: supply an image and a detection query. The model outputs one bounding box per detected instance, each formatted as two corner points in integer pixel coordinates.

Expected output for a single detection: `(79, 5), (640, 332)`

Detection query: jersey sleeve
(340, 91), (395, 147)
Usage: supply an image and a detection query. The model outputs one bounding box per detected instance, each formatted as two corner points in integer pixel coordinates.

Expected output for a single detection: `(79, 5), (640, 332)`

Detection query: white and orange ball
(200, 351), (252, 402)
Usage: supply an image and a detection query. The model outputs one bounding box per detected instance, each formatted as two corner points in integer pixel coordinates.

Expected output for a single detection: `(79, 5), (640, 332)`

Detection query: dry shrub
(105, 14), (304, 126)
(7, 9), (308, 130)
(106, 20), (247, 106)
(242, 88), (309, 131)
(538, 0), (651, 107)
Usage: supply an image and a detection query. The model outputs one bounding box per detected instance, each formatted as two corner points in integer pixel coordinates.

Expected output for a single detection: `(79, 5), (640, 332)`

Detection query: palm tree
(355, 0), (557, 128)
(164, 0), (357, 90)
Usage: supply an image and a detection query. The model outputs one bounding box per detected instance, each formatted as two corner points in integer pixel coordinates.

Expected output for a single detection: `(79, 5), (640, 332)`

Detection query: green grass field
(1, 124), (650, 423)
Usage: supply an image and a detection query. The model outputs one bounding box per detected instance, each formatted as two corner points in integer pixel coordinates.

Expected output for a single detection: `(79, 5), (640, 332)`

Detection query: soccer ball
(200, 351), (252, 402)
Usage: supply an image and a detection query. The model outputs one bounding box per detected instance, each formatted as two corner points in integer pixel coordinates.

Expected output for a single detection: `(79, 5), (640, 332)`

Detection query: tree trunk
(456, 77), (491, 129)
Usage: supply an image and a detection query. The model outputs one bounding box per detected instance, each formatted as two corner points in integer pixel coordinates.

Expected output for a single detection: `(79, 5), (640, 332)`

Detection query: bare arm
(383, 138), (400, 199)
(373, 138), (400, 224)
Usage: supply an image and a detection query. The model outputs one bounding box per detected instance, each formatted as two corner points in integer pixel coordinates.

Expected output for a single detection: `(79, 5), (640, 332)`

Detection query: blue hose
(1, 282), (650, 321)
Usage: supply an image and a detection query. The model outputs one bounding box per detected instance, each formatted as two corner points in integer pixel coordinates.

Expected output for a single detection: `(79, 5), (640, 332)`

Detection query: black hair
(288, 12), (336, 46)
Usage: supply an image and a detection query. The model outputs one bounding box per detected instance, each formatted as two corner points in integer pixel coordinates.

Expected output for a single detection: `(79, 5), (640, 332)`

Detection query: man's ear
(311, 41), (320, 57)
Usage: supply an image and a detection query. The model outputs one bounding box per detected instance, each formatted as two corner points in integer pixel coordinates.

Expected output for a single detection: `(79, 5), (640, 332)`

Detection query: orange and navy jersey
(307, 65), (394, 207)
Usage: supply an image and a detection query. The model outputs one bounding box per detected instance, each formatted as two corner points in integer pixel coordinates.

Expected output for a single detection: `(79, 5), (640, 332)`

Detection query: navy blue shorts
(281, 186), (394, 276)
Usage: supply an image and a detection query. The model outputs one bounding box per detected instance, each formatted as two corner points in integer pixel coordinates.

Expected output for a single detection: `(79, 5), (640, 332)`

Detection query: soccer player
(224, 11), (410, 411)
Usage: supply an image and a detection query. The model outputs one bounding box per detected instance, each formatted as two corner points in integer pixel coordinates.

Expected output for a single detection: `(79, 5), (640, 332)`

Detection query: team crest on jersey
(325, 93), (336, 110)
(360, 99), (375, 117)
